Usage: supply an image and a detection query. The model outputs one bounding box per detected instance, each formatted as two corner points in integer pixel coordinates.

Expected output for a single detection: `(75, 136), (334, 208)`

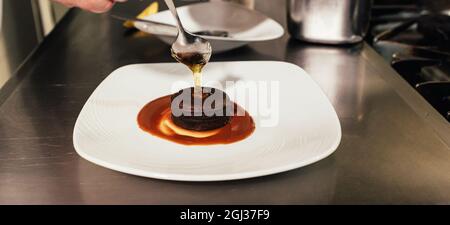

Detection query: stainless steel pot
(287, 0), (372, 44)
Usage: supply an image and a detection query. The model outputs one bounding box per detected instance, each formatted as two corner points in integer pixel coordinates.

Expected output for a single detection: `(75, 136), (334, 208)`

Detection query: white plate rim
(134, 1), (285, 42)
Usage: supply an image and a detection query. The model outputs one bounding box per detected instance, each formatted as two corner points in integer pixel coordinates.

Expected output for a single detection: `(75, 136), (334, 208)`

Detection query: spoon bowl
(164, 0), (212, 66)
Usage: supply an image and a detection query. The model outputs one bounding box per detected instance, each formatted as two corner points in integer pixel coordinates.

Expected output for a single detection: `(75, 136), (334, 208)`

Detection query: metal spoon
(163, 0), (212, 63)
(163, 0), (212, 95)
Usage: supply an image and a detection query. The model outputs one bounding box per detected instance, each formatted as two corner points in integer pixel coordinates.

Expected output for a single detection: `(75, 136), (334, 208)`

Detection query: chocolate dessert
(170, 87), (232, 131)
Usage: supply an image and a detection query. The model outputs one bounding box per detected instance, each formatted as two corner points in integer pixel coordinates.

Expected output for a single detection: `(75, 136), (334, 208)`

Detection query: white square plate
(73, 61), (341, 181)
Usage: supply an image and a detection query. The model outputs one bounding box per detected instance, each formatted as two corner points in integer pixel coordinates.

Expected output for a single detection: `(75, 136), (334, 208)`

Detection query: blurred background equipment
(286, 0), (372, 44)
(370, 0), (450, 122)
(0, 0), (68, 88)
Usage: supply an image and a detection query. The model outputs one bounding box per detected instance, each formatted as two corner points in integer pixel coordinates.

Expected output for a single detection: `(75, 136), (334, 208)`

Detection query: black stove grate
(371, 2), (450, 123)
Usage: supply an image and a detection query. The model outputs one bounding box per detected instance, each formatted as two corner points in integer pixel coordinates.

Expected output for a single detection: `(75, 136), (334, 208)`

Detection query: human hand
(54, 0), (128, 13)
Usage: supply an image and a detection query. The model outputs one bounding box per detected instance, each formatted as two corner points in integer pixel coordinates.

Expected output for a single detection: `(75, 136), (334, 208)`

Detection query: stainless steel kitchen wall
(0, 0), (42, 88)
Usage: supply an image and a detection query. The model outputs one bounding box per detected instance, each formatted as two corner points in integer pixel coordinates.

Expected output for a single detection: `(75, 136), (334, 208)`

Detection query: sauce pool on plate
(137, 95), (255, 146)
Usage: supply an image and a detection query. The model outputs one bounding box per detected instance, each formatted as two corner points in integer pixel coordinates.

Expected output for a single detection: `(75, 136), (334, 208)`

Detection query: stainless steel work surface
(0, 1), (449, 204)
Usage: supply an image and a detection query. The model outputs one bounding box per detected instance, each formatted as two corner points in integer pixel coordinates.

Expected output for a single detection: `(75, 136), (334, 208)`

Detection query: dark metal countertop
(0, 1), (449, 204)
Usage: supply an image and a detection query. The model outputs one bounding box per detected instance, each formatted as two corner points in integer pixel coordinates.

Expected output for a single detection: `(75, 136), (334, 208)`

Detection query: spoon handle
(164, 0), (187, 39)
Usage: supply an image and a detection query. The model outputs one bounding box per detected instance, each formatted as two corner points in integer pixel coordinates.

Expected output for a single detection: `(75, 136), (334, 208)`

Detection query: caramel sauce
(137, 95), (255, 146)
(172, 51), (208, 74)
(172, 51), (209, 95)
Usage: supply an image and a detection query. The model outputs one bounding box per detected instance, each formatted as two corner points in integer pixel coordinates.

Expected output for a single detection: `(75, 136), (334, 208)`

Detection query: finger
(77, 0), (115, 13)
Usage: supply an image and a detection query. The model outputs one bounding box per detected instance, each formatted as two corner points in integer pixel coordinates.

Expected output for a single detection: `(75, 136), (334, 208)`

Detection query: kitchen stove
(370, 1), (450, 123)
